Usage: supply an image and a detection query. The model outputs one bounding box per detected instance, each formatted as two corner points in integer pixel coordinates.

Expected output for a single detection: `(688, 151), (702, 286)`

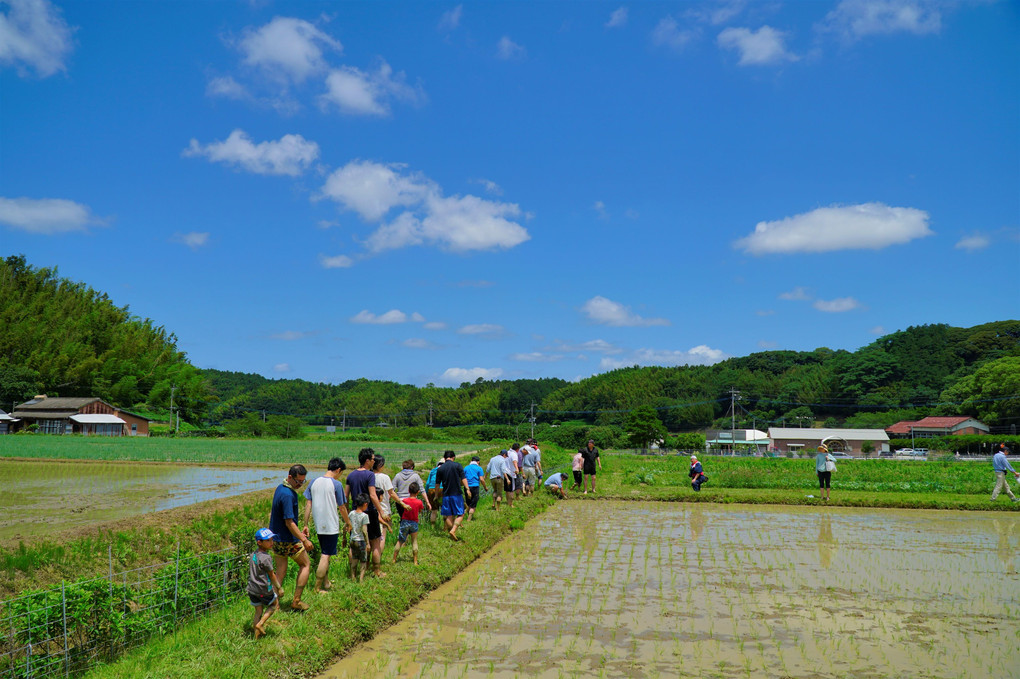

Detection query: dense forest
(2, 255), (1018, 432)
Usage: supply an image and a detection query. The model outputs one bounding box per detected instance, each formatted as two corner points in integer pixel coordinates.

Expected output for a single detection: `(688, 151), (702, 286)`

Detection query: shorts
(366, 506), (382, 541)
(441, 495), (465, 517)
(817, 471), (831, 489)
(583, 466), (596, 477)
(466, 487), (480, 508)
(248, 591), (277, 607)
(572, 470), (583, 485)
(272, 540), (304, 558)
(522, 468), (537, 486)
(546, 484), (562, 495)
(317, 533), (339, 556)
(349, 540), (369, 562)
(490, 477), (504, 499)
(397, 519), (419, 542)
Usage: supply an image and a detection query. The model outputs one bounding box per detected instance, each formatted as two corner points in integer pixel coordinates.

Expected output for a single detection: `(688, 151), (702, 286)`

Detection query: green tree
(938, 356), (1020, 424)
(625, 405), (666, 449)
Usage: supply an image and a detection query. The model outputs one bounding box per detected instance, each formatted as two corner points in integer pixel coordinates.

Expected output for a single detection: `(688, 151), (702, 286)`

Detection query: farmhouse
(11, 396), (150, 436)
(0, 409), (18, 435)
(705, 429), (770, 453)
(885, 416), (989, 438)
(767, 427), (890, 456)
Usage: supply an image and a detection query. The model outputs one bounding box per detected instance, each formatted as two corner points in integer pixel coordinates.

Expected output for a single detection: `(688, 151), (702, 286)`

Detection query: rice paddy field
(318, 501), (1020, 679)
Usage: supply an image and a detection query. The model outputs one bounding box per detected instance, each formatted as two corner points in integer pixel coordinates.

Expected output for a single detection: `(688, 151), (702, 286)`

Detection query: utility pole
(428, 400), (433, 427)
(342, 408), (347, 432)
(529, 402), (536, 440)
(169, 384), (176, 434)
(729, 388), (740, 455)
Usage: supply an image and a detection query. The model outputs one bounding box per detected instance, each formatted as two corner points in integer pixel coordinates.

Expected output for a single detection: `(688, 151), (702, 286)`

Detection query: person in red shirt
(392, 482), (423, 565)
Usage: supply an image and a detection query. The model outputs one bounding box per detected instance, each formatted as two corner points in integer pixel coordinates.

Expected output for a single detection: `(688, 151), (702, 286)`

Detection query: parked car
(895, 448), (928, 458)
(829, 451), (853, 459)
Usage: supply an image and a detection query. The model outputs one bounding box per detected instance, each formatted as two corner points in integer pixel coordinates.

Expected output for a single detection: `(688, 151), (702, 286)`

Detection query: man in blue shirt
(543, 471), (568, 499)
(463, 455), (487, 521)
(991, 443), (1020, 502)
(269, 464), (315, 611)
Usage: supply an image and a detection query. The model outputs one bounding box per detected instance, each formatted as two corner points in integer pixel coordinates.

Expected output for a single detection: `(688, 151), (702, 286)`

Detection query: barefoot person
(348, 494), (371, 582)
(463, 455), (486, 520)
(248, 528), (283, 639)
(815, 445), (836, 501)
(582, 440), (602, 494)
(302, 457), (351, 593)
(269, 464), (315, 611)
(436, 449), (470, 540)
(543, 471), (568, 499)
(346, 449), (390, 578)
(486, 449), (511, 512)
(392, 482), (423, 564)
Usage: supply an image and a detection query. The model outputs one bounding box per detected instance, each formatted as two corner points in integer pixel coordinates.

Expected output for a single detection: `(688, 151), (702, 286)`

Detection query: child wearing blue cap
(248, 528), (283, 639)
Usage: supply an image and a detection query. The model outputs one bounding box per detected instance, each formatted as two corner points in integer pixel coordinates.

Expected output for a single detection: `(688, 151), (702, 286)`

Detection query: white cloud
(319, 254), (353, 269)
(593, 200), (608, 219)
(471, 178), (503, 196)
(321, 160), (434, 222)
(718, 26), (798, 66)
(821, 0), (941, 41)
(581, 296), (669, 327)
(697, 0), (747, 26)
(238, 16), (341, 84)
(606, 7), (628, 29)
(416, 193), (528, 252)
(273, 363), (291, 373)
(402, 338), (437, 349)
(0, 0), (73, 77)
(779, 286), (811, 301)
(171, 232), (209, 250)
(813, 297), (861, 313)
(423, 321), (447, 331)
(758, 340), (778, 349)
(206, 75), (248, 100)
(438, 367), (503, 385)
(0, 196), (101, 234)
(551, 339), (624, 355)
(184, 129), (319, 176)
(458, 323), (505, 337)
(601, 345), (727, 370)
(652, 16), (696, 51)
(734, 202), (933, 255)
(870, 325), (886, 334)
(496, 36), (525, 60)
(438, 5), (463, 31)
(510, 352), (566, 363)
(271, 330), (316, 341)
(320, 61), (424, 116)
(350, 309), (423, 324)
(955, 233), (990, 252)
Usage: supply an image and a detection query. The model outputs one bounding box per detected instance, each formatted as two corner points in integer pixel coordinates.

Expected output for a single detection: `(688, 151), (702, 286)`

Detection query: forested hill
(2, 254), (1017, 430)
(0, 255), (207, 420)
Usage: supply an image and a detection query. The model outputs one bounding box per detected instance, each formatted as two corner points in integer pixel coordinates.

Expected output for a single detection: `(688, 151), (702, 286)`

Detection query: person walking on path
(436, 449), (471, 540)
(393, 459), (432, 514)
(425, 459), (443, 524)
(815, 445), (836, 501)
(486, 450), (512, 512)
(373, 455), (398, 549)
(991, 443), (1020, 502)
(689, 455), (708, 492)
(302, 457), (351, 594)
(582, 439), (602, 494)
(571, 448), (584, 490)
(348, 494), (371, 582)
(392, 482), (423, 565)
(507, 443), (522, 501)
(463, 455), (486, 520)
(346, 449), (390, 578)
(269, 464), (315, 611)
(247, 528), (283, 639)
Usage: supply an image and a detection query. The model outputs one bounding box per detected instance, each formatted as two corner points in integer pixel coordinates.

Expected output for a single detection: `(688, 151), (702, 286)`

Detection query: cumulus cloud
(238, 16), (341, 84)
(734, 202), (933, 255)
(470, 178), (503, 196)
(438, 367), (503, 385)
(606, 7), (628, 29)
(184, 129), (319, 176)
(321, 160), (434, 221)
(581, 296), (669, 327)
(402, 338), (437, 349)
(870, 325), (886, 335)
(821, 0), (941, 41)
(510, 352), (566, 362)
(438, 5), (462, 31)
(954, 233), (990, 252)
(687, 0), (747, 26)
(319, 254), (353, 269)
(320, 61), (424, 116)
(458, 323), (505, 337)
(600, 345), (727, 370)
(779, 286), (811, 301)
(350, 309), (425, 324)
(593, 201), (608, 219)
(813, 297), (861, 313)
(171, 232), (210, 250)
(0, 196), (102, 234)
(206, 75), (248, 99)
(496, 36), (525, 60)
(718, 26), (798, 66)
(652, 16), (696, 51)
(423, 321), (447, 331)
(550, 339), (624, 355)
(273, 363), (291, 373)
(0, 0), (74, 77)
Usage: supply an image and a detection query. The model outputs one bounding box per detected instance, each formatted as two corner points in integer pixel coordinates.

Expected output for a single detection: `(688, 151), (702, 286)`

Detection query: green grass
(0, 436), (479, 465)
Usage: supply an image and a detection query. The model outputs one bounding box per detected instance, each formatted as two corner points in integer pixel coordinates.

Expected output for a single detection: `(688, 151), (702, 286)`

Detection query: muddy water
(318, 501), (1020, 679)
(0, 460), (280, 541)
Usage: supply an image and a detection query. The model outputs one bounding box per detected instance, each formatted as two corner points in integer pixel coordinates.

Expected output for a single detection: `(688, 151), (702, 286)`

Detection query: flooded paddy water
(320, 501), (1019, 679)
(0, 459), (279, 542)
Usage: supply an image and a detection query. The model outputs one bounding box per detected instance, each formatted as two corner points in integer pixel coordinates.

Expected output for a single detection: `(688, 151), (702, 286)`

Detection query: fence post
(62, 581), (69, 678)
(25, 593), (31, 678)
(173, 542), (180, 631)
(221, 551), (228, 603)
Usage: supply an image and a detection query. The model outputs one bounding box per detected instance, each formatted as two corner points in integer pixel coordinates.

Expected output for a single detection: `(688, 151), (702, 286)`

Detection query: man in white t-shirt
(302, 457), (351, 593)
(507, 443), (522, 500)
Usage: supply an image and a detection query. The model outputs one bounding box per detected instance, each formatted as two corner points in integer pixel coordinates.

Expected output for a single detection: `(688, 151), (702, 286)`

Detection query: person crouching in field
(348, 494), (371, 582)
(248, 528), (283, 639)
(393, 482), (423, 564)
(543, 471), (568, 499)
(689, 456), (707, 491)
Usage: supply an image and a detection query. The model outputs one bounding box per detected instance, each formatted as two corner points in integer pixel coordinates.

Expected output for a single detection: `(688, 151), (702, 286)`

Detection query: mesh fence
(0, 545), (249, 679)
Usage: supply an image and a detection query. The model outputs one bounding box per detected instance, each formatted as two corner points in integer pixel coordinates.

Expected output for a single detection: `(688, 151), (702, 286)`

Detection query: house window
(39, 419), (66, 435)
(131, 423), (137, 436)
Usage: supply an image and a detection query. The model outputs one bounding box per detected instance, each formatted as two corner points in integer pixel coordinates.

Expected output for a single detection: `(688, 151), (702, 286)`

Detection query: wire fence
(0, 542), (250, 679)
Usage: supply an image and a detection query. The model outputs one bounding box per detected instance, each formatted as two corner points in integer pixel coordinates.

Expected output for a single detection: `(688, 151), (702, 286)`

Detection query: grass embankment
(0, 436), (476, 465)
(84, 492), (556, 679)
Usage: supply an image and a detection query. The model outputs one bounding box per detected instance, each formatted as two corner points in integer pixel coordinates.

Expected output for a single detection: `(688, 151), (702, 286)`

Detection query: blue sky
(2, 0), (1018, 387)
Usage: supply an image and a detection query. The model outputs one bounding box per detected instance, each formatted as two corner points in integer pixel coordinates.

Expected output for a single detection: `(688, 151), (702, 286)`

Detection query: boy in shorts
(392, 482), (423, 565)
(348, 493), (371, 582)
(248, 528), (283, 639)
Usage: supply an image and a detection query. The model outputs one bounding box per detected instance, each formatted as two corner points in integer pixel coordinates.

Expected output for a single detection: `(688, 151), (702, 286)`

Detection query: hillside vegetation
(2, 255), (1017, 432)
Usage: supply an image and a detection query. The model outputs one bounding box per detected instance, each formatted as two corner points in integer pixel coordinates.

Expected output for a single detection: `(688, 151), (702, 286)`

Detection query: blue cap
(255, 528), (275, 541)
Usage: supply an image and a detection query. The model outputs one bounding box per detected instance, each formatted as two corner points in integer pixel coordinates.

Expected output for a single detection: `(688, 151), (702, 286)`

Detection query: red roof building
(886, 416), (988, 438)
